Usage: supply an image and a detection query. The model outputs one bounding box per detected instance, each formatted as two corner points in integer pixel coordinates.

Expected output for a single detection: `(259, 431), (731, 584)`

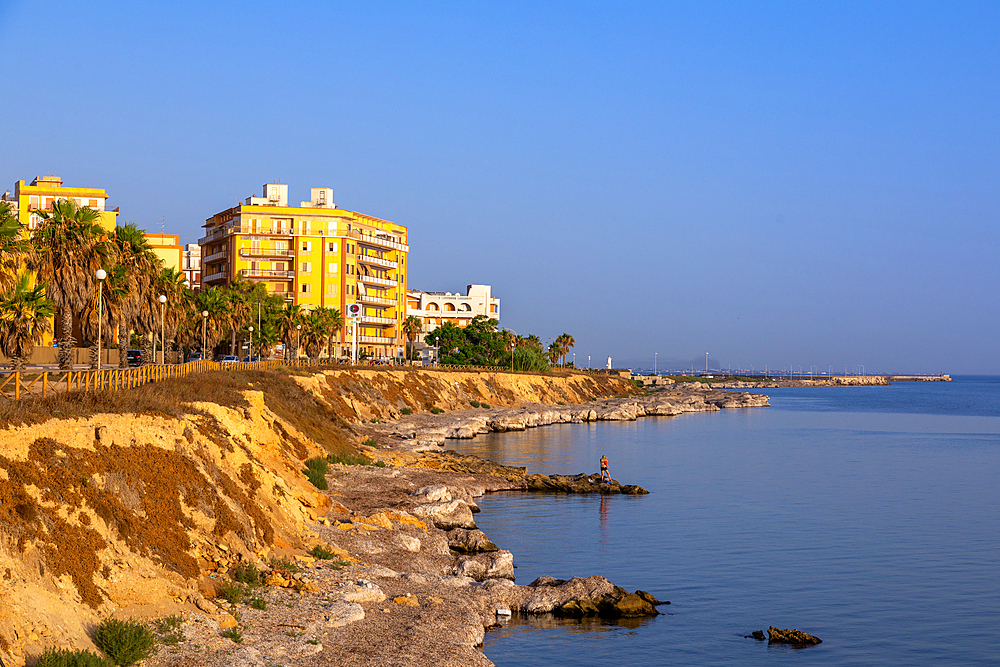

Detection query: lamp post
(654, 352), (657, 376)
(95, 269), (106, 372)
(248, 326), (254, 362)
(157, 294), (167, 365)
(296, 324), (301, 360)
(202, 310), (208, 361)
(705, 352), (709, 372)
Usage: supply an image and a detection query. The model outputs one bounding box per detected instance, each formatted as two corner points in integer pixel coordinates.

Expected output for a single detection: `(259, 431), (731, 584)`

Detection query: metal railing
(240, 248), (294, 258)
(346, 229), (409, 252)
(357, 254), (398, 269)
(357, 274), (396, 288)
(358, 294), (395, 306)
(240, 269), (294, 279)
(359, 315), (396, 325)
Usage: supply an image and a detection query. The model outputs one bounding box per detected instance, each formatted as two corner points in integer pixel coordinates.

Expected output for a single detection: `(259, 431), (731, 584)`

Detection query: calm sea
(448, 376), (1000, 666)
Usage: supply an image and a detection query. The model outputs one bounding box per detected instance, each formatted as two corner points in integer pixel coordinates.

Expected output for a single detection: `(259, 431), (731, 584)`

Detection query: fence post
(42, 371), (48, 398)
(14, 371), (20, 400)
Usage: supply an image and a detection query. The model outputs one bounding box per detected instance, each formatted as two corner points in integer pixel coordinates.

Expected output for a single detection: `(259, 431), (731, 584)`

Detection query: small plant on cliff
(269, 556), (304, 574)
(431, 407), (444, 414)
(309, 544), (337, 560)
(93, 618), (158, 667)
(152, 615), (185, 645)
(361, 437), (379, 448)
(326, 453), (372, 466)
(36, 648), (114, 667)
(480, 402), (490, 409)
(221, 627), (243, 643)
(217, 580), (249, 604)
(469, 400), (480, 408)
(250, 596), (267, 610)
(230, 562), (263, 587)
(400, 407), (412, 415)
(303, 456), (329, 490)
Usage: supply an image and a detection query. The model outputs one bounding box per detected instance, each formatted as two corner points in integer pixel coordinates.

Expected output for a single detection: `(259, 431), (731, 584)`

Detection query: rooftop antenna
(158, 216), (165, 235)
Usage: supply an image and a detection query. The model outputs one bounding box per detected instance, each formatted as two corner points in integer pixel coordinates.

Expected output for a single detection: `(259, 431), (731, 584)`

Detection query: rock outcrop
(525, 473), (648, 495)
(767, 626), (823, 645)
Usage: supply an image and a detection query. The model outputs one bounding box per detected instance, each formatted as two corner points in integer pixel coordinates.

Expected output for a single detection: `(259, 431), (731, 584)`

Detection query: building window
(301, 284), (310, 293)
(302, 241), (310, 251)
(328, 242), (337, 252)
(328, 263), (337, 274)
(300, 262), (311, 273)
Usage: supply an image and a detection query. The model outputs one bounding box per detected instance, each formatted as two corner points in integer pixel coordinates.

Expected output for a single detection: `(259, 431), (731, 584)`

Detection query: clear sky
(2, 1), (997, 374)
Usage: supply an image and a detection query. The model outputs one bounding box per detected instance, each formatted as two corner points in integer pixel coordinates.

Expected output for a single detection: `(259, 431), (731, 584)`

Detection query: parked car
(127, 350), (142, 367)
(242, 355), (260, 363)
(220, 355), (239, 363)
(186, 351), (204, 362)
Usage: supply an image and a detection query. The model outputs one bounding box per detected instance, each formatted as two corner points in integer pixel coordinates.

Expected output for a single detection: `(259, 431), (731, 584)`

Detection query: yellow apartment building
(11, 176), (118, 234)
(199, 184), (408, 359)
(145, 233), (182, 274)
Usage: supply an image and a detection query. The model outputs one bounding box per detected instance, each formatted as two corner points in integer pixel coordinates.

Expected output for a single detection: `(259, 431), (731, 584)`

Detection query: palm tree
(555, 333), (575, 367)
(546, 341), (561, 365)
(0, 273), (54, 370)
(279, 303), (304, 359)
(193, 287), (230, 358)
(300, 309), (333, 360)
(28, 198), (110, 369)
(312, 306), (343, 359)
(403, 315), (422, 361)
(0, 201), (29, 295)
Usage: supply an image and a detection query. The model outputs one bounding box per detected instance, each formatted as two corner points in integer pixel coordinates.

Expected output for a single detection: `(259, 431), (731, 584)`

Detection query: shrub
(469, 400), (480, 408)
(309, 544), (337, 560)
(230, 562), (263, 587)
(216, 581), (248, 604)
(361, 437), (378, 448)
(400, 407), (412, 415)
(372, 460), (386, 468)
(250, 597), (267, 610)
(480, 403), (491, 409)
(152, 615), (184, 645)
(269, 556), (304, 574)
(430, 407), (444, 414)
(221, 627), (243, 643)
(93, 618), (158, 667)
(36, 648), (114, 667)
(327, 453), (371, 466)
(303, 457), (329, 490)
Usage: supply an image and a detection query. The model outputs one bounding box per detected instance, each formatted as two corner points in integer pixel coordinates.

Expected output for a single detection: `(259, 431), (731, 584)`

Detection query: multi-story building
(199, 183), (408, 359)
(406, 285), (500, 358)
(182, 243), (201, 289)
(145, 233), (182, 274)
(11, 176), (118, 234)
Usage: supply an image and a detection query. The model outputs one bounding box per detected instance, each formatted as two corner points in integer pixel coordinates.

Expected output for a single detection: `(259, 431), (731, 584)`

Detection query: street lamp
(95, 269), (106, 372)
(296, 324), (301, 360)
(202, 310), (208, 360)
(157, 294), (167, 365)
(654, 352), (657, 376)
(706, 352), (709, 372)
(248, 326), (254, 362)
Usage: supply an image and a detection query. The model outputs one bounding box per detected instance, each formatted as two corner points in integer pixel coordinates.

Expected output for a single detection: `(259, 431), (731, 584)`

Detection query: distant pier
(887, 375), (952, 382)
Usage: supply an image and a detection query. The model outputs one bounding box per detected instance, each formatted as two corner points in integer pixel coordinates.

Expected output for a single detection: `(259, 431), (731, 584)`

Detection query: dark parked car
(186, 351), (204, 362)
(127, 350), (142, 367)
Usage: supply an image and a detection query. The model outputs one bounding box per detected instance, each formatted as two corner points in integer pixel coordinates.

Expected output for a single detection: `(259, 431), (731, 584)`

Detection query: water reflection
(488, 611), (656, 638)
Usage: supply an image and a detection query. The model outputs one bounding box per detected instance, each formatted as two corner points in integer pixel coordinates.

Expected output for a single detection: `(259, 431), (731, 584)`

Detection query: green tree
(555, 333), (575, 366)
(279, 303), (304, 359)
(98, 222), (160, 368)
(28, 198), (110, 369)
(0, 274), (54, 370)
(403, 315), (422, 360)
(546, 341), (561, 365)
(0, 201), (29, 295)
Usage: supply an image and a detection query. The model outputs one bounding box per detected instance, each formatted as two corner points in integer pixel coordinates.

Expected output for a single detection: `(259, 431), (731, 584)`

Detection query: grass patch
(152, 615), (185, 646)
(303, 456), (329, 490)
(269, 556), (304, 575)
(480, 402), (490, 409)
(93, 618), (158, 667)
(309, 544), (337, 560)
(216, 581), (249, 604)
(36, 648), (114, 667)
(326, 453), (371, 466)
(469, 400), (480, 408)
(230, 562), (263, 587)
(250, 597), (267, 610)
(361, 437), (378, 448)
(430, 407), (444, 414)
(220, 627), (243, 643)
(400, 407), (412, 415)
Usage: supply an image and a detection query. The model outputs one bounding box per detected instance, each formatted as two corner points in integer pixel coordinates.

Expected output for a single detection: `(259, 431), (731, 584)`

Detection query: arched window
(459, 303), (472, 311)
(444, 303), (456, 311)
(427, 302), (439, 311)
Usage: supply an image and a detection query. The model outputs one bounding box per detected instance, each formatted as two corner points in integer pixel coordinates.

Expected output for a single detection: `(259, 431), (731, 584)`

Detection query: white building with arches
(406, 284), (501, 355)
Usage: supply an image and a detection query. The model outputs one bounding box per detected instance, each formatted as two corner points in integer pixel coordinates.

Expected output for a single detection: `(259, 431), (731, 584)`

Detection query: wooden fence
(0, 359), (339, 401)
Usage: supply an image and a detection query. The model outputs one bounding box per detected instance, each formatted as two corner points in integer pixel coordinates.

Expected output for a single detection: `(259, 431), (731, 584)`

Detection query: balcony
(357, 253), (398, 269)
(240, 269), (294, 280)
(358, 274), (396, 288)
(358, 293), (395, 307)
(357, 335), (397, 345)
(348, 229), (409, 252)
(203, 249), (228, 263)
(240, 248), (294, 258)
(202, 270), (228, 283)
(359, 314), (396, 326)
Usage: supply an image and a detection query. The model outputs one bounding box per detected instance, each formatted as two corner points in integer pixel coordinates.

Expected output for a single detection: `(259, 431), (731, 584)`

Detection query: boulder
(411, 485), (452, 503)
(411, 500), (476, 530)
(767, 626), (822, 645)
(447, 528), (499, 553)
(452, 550), (514, 581)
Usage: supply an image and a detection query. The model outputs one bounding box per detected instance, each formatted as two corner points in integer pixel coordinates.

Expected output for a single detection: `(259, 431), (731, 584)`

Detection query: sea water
(448, 376), (1000, 666)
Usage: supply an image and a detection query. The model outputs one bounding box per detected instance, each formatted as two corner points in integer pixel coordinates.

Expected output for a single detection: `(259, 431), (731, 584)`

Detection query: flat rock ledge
(767, 626), (823, 645)
(525, 472), (649, 495)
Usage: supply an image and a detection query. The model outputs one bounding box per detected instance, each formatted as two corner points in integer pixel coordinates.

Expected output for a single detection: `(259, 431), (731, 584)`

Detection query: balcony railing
(358, 274), (396, 288)
(240, 269), (294, 279)
(347, 229), (409, 252)
(358, 294), (395, 306)
(359, 315), (396, 326)
(357, 335), (397, 345)
(240, 248), (294, 258)
(202, 270), (227, 283)
(357, 254), (398, 269)
(203, 249), (228, 263)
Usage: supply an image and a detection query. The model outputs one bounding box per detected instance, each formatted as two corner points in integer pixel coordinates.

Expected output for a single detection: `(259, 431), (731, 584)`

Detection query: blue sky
(1, 1), (997, 373)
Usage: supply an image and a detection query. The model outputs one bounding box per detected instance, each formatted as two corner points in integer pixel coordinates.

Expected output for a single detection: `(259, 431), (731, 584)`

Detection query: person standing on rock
(600, 455), (611, 483)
